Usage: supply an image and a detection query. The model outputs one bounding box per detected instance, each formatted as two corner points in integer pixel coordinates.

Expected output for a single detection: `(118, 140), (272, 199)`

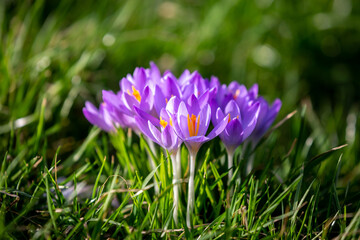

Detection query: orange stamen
(132, 86), (141, 102)
(129, 85), (141, 102)
(160, 117), (168, 128)
(187, 114), (200, 137)
(228, 114), (231, 123)
(195, 115), (200, 136)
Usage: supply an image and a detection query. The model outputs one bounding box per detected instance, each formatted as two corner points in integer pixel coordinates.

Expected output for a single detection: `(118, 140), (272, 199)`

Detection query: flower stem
(227, 151), (234, 186)
(186, 152), (196, 229)
(176, 149), (182, 185)
(171, 152), (179, 225)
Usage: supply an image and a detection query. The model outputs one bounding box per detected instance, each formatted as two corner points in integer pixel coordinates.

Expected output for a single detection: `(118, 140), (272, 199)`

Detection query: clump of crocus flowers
(83, 62), (281, 228)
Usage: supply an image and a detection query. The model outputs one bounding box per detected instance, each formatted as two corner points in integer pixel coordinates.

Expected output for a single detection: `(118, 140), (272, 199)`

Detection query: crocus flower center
(159, 116), (173, 128)
(228, 114), (240, 123)
(165, 95), (173, 104)
(127, 86), (141, 102)
(234, 89), (241, 99)
(187, 114), (200, 137)
(160, 116), (168, 128)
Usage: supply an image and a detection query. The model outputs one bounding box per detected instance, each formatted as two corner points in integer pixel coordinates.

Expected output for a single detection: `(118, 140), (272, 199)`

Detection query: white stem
(171, 153), (179, 225)
(227, 151), (234, 197)
(176, 149), (182, 182)
(227, 151), (234, 186)
(145, 137), (159, 194)
(186, 152), (196, 229)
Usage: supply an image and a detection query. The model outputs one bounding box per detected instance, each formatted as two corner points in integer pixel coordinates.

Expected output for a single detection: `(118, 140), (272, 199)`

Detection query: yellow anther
(131, 86), (141, 102)
(187, 114), (200, 137)
(228, 114), (231, 123)
(234, 89), (241, 99)
(160, 116), (168, 128)
(165, 95), (174, 104)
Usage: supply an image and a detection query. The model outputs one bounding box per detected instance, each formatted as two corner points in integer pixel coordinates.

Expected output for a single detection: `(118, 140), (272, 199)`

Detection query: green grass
(1, 0), (360, 239)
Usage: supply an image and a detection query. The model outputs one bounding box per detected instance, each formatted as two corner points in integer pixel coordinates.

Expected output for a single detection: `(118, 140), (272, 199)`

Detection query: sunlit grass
(0, 0), (359, 239)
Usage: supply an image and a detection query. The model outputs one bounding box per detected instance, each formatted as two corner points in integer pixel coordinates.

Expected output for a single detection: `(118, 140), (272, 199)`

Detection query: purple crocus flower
(212, 99), (260, 185)
(134, 107), (181, 155)
(83, 101), (115, 132)
(209, 76), (233, 110)
(178, 70), (214, 100)
(100, 62), (161, 134)
(249, 97), (282, 145)
(228, 82), (258, 113)
(171, 94), (228, 155)
(153, 73), (181, 116)
(213, 100), (260, 154)
(169, 94), (228, 228)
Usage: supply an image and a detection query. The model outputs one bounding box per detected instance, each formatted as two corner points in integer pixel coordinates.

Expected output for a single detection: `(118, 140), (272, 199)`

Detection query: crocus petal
(154, 85), (166, 116)
(225, 100), (241, 120)
(248, 84), (258, 99)
(102, 90), (120, 108)
(148, 121), (161, 144)
(133, 67), (146, 91)
(242, 102), (260, 139)
(214, 107), (225, 126)
(159, 108), (171, 122)
(178, 114), (190, 139)
(161, 125), (175, 150)
(182, 84), (195, 101)
(167, 74), (181, 97)
(133, 106), (160, 127)
(140, 86), (153, 113)
(83, 102), (114, 132)
(222, 119), (244, 147)
(177, 101), (189, 118)
(210, 99), (220, 124)
(207, 109), (228, 140)
(84, 101), (98, 113)
(184, 136), (208, 155)
(123, 91), (140, 112)
(150, 61), (161, 80)
(268, 99), (282, 120)
(166, 96), (181, 114)
(134, 116), (159, 144)
(178, 69), (191, 85)
(187, 94), (200, 115)
(209, 76), (220, 89)
(169, 111), (186, 140)
(120, 77), (132, 93)
(198, 90), (210, 109)
(197, 104), (211, 136)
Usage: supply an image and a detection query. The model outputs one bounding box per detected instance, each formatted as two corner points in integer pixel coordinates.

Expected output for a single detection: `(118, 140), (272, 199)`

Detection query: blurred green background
(1, 0), (359, 173)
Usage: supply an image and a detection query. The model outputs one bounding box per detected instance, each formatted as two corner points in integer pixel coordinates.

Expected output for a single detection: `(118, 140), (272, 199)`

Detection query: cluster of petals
(83, 62), (281, 154)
